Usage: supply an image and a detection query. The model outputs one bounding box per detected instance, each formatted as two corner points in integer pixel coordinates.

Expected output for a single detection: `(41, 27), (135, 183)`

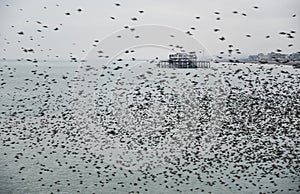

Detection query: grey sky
(0, 0), (299, 60)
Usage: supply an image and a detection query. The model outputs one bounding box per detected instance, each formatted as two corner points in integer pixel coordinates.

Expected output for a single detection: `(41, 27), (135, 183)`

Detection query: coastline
(217, 59), (300, 67)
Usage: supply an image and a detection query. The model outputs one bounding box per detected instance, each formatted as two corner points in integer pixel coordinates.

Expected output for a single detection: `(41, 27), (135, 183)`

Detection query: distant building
(248, 55), (258, 62)
(257, 53), (268, 61)
(267, 52), (287, 61)
(288, 52), (300, 61)
(246, 52), (300, 63)
(169, 53), (197, 67)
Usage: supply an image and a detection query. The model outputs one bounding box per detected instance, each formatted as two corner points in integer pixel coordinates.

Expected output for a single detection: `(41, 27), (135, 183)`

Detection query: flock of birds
(0, 1), (300, 194)
(1, 60), (299, 194)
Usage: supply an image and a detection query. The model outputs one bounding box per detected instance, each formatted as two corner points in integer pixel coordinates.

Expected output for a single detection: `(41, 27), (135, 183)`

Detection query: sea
(0, 60), (299, 194)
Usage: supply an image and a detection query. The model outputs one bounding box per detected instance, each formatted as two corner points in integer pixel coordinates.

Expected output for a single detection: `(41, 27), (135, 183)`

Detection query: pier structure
(158, 53), (210, 68)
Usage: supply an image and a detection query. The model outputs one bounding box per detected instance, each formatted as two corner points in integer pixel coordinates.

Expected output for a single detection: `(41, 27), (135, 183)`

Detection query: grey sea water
(0, 60), (299, 194)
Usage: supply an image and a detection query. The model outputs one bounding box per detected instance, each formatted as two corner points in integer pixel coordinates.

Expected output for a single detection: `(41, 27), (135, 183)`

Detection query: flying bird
(219, 36), (225, 41)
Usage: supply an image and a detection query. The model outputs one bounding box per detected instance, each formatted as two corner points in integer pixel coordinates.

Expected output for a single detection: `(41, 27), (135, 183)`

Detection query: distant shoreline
(248, 60), (300, 66)
(218, 60), (300, 67)
(1, 59), (300, 68)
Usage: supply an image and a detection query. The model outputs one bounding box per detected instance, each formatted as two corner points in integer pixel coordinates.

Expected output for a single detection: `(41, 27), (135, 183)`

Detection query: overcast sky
(0, 0), (299, 60)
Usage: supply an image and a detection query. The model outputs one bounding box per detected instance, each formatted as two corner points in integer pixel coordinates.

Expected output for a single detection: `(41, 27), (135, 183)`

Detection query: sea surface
(0, 60), (299, 194)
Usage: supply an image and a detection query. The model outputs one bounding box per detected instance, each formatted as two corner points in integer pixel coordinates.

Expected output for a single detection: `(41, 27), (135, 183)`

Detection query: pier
(158, 53), (210, 68)
(158, 60), (210, 68)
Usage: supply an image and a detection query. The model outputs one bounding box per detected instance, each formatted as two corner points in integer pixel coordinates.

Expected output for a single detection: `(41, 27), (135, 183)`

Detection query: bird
(219, 37), (226, 41)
